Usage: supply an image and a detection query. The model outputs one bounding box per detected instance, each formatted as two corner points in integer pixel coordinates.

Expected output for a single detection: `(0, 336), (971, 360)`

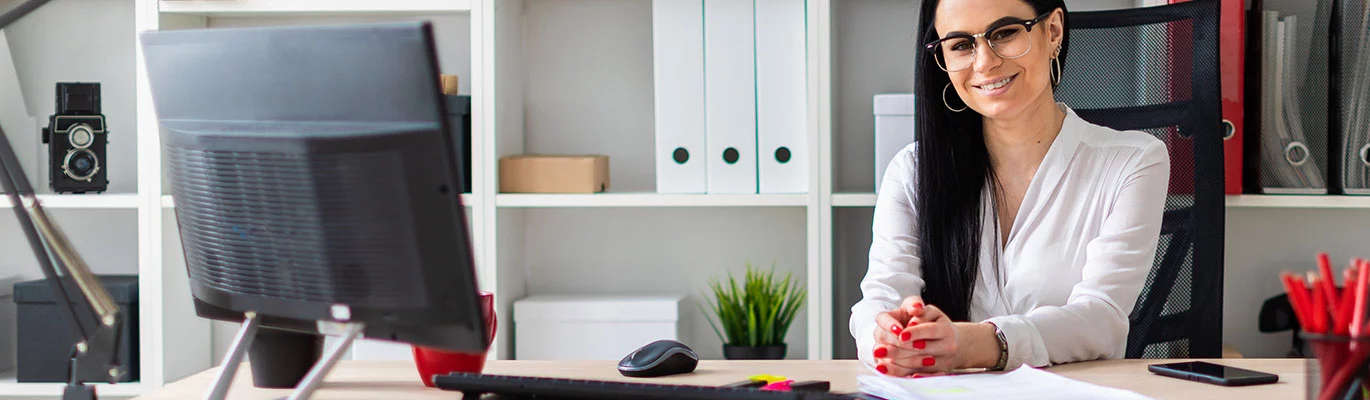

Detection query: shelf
(0, 372), (148, 397)
(1225, 195), (1370, 209)
(832, 193), (1370, 209)
(157, 0), (472, 16)
(832, 193), (877, 208)
(162, 194), (474, 208)
(496, 193), (808, 208)
(0, 194), (140, 209)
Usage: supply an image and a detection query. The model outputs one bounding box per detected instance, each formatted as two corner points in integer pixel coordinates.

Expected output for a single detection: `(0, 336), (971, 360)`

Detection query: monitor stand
(206, 312), (365, 400)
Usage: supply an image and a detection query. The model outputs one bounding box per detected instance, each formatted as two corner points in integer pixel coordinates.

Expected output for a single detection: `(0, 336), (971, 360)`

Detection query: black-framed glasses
(923, 11), (1053, 72)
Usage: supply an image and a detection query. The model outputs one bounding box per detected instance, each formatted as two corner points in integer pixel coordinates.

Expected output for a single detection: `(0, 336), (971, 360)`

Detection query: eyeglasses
(923, 11), (1053, 72)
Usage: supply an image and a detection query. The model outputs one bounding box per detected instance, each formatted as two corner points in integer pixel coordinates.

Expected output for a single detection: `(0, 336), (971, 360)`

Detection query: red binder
(1170, 0), (1244, 195)
(1218, 0), (1244, 195)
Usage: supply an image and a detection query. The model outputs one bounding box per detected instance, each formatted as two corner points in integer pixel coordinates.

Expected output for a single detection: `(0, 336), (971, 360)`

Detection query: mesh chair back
(1055, 0), (1225, 358)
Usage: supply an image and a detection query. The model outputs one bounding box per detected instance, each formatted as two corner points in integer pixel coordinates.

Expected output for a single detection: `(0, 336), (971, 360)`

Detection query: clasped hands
(870, 296), (999, 377)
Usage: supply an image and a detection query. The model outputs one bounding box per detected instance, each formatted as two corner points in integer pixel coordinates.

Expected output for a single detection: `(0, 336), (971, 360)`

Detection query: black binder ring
(1285, 142), (1310, 167)
(1359, 145), (1370, 167)
(1221, 119), (1234, 141)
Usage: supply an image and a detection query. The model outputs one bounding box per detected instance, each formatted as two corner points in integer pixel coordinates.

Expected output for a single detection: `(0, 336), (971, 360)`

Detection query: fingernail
(876, 364), (889, 374)
(911, 374), (923, 379)
(923, 357), (936, 367)
(901, 332), (911, 341)
(891, 325), (901, 334)
(907, 320), (919, 327)
(913, 340), (926, 349)
(874, 347), (888, 358)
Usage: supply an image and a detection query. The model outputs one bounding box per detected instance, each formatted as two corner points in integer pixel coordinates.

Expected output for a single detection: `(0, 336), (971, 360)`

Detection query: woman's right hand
(871, 296), (934, 377)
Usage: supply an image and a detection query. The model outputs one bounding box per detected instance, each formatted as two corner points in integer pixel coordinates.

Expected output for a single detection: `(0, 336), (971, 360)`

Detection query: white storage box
(0, 275), (19, 372)
(873, 94), (915, 193)
(514, 295), (687, 360)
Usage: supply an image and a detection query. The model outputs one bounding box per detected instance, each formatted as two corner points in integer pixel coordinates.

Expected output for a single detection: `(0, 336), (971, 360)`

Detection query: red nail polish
(876, 365), (889, 374)
(891, 325), (901, 334)
(874, 347), (888, 358)
(923, 357), (936, 367)
(913, 340), (926, 349)
(901, 332), (911, 341)
(911, 374), (923, 379)
(907, 321), (919, 327)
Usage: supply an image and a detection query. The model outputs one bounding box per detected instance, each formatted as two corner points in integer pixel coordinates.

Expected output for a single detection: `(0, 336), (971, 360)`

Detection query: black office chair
(1054, 0), (1224, 359)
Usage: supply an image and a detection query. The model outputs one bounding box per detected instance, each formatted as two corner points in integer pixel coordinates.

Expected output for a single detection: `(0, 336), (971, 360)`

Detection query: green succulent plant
(700, 262), (807, 347)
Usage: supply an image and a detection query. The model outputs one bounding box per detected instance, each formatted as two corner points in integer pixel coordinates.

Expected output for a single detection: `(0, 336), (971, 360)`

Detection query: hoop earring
(1050, 56), (1062, 86)
(942, 83), (967, 113)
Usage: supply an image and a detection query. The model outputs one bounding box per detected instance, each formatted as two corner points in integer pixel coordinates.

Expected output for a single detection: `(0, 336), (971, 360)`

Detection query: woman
(850, 0), (1170, 377)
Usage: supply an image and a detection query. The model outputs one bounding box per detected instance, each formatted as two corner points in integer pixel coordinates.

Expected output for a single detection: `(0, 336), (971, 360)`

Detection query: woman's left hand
(900, 304), (1002, 375)
(897, 303), (964, 375)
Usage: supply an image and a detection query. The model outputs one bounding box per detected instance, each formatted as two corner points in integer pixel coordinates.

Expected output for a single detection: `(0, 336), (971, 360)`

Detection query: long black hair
(912, 0), (1069, 321)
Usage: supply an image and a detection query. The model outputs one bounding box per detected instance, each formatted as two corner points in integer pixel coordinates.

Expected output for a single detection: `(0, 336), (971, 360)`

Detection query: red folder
(1170, 0), (1244, 195)
(1218, 0), (1244, 195)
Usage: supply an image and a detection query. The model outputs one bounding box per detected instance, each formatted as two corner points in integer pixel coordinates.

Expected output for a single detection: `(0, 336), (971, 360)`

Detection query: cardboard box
(513, 295), (686, 360)
(499, 155), (609, 193)
(440, 74), (459, 95)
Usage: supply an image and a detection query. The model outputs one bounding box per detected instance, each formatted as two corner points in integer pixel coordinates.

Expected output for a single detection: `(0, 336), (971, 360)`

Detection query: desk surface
(132, 359), (1312, 399)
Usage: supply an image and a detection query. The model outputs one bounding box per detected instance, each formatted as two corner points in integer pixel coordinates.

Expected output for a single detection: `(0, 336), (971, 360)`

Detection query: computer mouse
(617, 339), (699, 378)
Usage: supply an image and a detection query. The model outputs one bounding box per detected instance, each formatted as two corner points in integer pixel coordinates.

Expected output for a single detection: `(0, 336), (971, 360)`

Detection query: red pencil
(1356, 260), (1370, 338)
(1312, 277), (1328, 333)
(1283, 273), (1312, 329)
(1339, 276), (1358, 335)
(1318, 254), (1341, 320)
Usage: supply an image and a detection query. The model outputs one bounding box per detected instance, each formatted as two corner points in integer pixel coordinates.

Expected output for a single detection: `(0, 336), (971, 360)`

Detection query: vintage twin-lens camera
(42, 82), (108, 193)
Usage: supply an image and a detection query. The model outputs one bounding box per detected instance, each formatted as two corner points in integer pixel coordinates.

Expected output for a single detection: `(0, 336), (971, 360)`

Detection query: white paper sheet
(857, 366), (1155, 400)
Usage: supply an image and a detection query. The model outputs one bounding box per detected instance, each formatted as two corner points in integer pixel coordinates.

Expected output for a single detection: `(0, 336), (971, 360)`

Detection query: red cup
(413, 291), (496, 387)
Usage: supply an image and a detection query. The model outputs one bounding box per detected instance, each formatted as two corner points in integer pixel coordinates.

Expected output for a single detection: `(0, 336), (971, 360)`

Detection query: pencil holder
(1303, 332), (1370, 400)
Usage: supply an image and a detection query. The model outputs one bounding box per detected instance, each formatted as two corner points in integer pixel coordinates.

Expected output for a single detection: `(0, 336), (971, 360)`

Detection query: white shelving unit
(6, 1), (1350, 397)
(0, 374), (149, 398)
(157, 0), (472, 15)
(496, 193), (808, 208)
(0, 194), (140, 209)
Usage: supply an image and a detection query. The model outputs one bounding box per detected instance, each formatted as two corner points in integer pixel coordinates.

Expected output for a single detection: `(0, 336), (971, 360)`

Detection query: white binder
(755, 0), (808, 194)
(653, 0), (707, 194)
(705, 0), (758, 194)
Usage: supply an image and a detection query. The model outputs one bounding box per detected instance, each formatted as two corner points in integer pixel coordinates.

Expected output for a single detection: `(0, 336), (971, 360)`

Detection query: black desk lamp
(0, 1), (126, 399)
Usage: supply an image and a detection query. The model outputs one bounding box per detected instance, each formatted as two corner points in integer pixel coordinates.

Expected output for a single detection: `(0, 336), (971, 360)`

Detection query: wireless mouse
(617, 339), (699, 378)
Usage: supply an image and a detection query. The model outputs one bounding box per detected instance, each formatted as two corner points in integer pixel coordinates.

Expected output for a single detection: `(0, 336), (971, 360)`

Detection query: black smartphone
(1147, 361), (1279, 386)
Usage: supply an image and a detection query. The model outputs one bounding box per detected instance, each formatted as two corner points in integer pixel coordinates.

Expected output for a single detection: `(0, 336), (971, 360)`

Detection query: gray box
(0, 275), (18, 373)
(873, 94), (915, 193)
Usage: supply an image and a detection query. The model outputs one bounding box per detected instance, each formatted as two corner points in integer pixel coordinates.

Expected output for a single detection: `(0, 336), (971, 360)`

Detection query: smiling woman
(849, 0), (1172, 379)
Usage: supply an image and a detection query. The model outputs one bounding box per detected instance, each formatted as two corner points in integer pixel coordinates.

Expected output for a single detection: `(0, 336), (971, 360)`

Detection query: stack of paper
(857, 366), (1154, 400)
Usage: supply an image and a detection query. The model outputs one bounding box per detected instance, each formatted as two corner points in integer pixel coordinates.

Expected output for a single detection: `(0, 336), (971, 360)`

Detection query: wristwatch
(991, 324), (1009, 371)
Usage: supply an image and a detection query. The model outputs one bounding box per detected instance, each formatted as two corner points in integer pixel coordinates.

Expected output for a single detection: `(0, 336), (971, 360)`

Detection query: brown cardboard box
(499, 155), (609, 193)
(440, 74), (459, 95)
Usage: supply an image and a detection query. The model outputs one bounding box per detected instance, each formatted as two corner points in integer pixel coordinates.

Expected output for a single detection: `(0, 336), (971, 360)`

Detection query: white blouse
(849, 103), (1170, 371)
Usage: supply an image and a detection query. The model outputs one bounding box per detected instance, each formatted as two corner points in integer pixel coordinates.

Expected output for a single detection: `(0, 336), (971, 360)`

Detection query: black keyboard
(433, 372), (864, 400)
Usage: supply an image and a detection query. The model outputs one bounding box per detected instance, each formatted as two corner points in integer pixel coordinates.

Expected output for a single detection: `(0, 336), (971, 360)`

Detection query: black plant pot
(248, 328), (324, 388)
(723, 344), (787, 360)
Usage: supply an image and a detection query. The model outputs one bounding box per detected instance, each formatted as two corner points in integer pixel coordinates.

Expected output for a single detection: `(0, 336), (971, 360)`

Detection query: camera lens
(68, 124), (94, 148)
(63, 149), (99, 181)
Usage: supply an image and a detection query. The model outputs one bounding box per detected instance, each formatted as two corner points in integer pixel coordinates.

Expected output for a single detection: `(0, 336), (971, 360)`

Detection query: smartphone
(1147, 361), (1279, 386)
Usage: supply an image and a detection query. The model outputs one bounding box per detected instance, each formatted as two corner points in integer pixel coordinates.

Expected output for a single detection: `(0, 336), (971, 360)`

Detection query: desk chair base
(205, 313), (364, 400)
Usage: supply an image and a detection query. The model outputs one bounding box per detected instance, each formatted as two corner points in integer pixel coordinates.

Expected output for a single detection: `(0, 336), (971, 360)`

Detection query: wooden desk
(133, 359), (1312, 399)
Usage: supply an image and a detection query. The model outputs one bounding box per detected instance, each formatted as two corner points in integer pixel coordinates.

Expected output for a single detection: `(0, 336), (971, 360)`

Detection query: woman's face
(932, 0), (1063, 119)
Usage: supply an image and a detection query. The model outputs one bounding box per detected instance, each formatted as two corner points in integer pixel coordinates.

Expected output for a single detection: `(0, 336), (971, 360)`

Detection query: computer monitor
(139, 22), (486, 356)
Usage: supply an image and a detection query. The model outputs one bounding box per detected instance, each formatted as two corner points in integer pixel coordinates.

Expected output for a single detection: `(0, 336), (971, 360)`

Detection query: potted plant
(700, 262), (807, 360)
